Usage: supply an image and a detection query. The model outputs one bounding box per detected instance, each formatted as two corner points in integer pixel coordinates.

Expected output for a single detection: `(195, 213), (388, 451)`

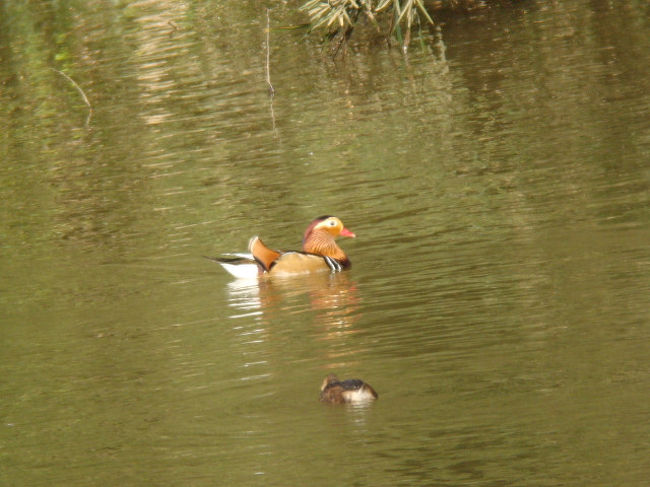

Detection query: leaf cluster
(300, 0), (434, 50)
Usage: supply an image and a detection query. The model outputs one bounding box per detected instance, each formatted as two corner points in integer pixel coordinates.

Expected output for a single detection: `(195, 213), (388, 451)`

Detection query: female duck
(319, 374), (378, 404)
(212, 216), (355, 278)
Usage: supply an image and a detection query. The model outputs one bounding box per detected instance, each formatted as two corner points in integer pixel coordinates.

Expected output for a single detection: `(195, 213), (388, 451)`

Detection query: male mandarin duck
(319, 374), (378, 404)
(211, 216), (355, 278)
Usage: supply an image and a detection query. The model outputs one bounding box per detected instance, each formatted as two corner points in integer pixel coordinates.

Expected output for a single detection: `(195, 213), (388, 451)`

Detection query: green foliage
(300, 0), (434, 49)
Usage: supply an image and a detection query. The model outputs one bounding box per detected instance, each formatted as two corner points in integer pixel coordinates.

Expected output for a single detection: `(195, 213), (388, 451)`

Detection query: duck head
(303, 216), (356, 245)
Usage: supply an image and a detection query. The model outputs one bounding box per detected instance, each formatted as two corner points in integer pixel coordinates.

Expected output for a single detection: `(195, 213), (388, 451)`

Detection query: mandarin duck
(210, 216), (355, 278)
(319, 374), (378, 404)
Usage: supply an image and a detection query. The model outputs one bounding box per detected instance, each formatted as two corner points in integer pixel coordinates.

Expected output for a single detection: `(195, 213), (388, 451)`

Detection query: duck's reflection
(225, 272), (361, 328)
(225, 279), (263, 318)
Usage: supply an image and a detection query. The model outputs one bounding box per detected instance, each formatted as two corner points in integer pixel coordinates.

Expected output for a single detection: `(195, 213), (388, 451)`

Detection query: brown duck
(319, 374), (378, 404)
(211, 216), (355, 278)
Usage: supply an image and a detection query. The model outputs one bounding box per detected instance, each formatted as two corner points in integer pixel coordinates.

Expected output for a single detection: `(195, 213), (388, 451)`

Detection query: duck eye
(328, 219), (337, 226)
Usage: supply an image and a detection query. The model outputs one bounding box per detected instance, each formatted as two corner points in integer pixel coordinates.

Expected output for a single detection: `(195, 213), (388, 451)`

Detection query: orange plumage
(210, 216), (355, 278)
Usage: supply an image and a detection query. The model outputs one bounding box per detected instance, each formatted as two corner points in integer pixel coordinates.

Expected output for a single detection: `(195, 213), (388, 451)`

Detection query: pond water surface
(1, 1), (649, 486)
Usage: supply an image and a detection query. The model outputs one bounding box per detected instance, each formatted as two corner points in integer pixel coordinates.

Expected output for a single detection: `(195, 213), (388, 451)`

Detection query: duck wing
(249, 236), (282, 272)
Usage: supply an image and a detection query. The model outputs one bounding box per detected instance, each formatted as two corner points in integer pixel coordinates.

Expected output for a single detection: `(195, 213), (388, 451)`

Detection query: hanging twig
(265, 9), (275, 97)
(51, 68), (93, 126)
(265, 8), (277, 137)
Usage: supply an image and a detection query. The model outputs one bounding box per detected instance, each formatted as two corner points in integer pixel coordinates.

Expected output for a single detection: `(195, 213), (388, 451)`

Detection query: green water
(1, 1), (649, 486)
